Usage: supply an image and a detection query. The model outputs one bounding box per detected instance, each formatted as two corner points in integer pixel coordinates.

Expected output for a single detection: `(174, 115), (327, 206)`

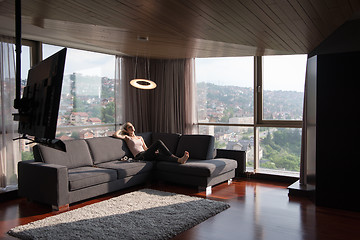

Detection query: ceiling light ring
(130, 78), (157, 90)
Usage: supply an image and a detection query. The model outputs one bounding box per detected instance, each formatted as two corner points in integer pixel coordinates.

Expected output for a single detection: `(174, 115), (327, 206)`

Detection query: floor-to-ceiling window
(42, 44), (116, 140)
(257, 55), (306, 175)
(1, 39), (33, 190)
(196, 57), (255, 169)
(195, 54), (307, 176)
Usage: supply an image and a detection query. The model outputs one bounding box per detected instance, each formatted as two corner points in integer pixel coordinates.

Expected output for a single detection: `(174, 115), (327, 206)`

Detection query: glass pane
(196, 57), (254, 124)
(263, 54), (307, 120)
(20, 46), (31, 94)
(15, 45), (32, 161)
(198, 125), (254, 170)
(42, 44), (116, 130)
(259, 127), (301, 175)
(21, 139), (34, 161)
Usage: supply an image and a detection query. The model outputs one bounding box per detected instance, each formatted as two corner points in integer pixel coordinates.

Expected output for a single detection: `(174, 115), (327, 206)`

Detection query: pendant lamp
(130, 57), (157, 90)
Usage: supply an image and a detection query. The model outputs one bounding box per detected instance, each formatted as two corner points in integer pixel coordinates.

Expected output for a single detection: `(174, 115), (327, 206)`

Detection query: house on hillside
(70, 112), (89, 125)
(88, 118), (102, 125)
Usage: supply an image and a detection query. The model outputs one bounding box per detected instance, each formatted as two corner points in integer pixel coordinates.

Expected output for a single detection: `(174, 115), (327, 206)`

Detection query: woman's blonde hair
(120, 122), (133, 136)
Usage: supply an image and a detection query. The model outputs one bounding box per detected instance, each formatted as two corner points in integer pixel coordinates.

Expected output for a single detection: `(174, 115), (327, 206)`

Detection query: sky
(20, 46), (31, 80)
(196, 54), (307, 92)
(195, 57), (254, 88)
(21, 44), (307, 92)
(42, 44), (115, 78)
(262, 54), (307, 92)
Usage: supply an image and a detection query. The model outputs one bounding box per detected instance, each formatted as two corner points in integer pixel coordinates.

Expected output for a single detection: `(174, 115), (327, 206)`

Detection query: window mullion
(254, 56), (263, 124)
(254, 56), (262, 172)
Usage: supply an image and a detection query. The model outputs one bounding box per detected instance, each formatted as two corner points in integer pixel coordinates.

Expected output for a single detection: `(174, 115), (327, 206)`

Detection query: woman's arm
(113, 129), (125, 139)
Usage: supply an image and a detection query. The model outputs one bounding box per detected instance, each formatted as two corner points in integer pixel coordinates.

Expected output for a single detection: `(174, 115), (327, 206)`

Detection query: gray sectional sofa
(18, 133), (244, 210)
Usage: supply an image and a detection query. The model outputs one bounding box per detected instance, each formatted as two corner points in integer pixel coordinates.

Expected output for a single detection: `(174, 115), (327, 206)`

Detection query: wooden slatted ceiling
(0, 0), (359, 58)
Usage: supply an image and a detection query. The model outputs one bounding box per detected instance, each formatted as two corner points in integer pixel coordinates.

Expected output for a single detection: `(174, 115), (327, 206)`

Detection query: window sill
(245, 167), (299, 183)
(256, 168), (299, 178)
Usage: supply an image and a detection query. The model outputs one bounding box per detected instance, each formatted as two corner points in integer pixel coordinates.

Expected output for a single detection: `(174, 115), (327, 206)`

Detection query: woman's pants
(134, 140), (179, 162)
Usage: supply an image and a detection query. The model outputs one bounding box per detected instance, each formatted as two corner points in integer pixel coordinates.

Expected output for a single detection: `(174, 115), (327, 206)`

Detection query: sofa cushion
(96, 160), (154, 179)
(33, 140), (93, 169)
(156, 158), (237, 177)
(86, 137), (131, 164)
(175, 135), (215, 160)
(68, 166), (117, 191)
(152, 133), (181, 154)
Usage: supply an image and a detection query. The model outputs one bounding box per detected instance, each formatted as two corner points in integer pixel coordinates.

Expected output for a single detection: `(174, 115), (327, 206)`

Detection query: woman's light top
(126, 136), (144, 157)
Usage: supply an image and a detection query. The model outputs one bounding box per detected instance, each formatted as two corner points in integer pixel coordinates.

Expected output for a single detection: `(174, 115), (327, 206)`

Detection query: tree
(22, 151), (34, 161)
(101, 102), (115, 123)
(71, 132), (80, 139)
(260, 129), (301, 171)
(215, 141), (226, 149)
(88, 105), (102, 119)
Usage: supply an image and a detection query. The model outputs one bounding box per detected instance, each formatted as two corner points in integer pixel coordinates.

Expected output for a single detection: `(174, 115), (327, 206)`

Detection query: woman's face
(126, 124), (135, 133)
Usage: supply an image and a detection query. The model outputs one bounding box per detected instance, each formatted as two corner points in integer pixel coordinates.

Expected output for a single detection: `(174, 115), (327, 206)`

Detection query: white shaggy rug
(8, 189), (230, 240)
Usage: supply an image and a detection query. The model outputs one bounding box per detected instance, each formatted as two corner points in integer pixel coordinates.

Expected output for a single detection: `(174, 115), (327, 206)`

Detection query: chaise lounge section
(18, 133), (244, 210)
(142, 134), (237, 194)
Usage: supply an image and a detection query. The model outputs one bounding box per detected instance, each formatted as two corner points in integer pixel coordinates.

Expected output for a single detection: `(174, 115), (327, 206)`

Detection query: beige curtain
(183, 58), (197, 134)
(119, 57), (152, 132)
(300, 76), (307, 185)
(0, 36), (21, 189)
(117, 56), (197, 134)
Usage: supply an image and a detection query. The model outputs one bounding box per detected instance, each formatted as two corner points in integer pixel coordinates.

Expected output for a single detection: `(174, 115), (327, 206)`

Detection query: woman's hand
(113, 130), (126, 139)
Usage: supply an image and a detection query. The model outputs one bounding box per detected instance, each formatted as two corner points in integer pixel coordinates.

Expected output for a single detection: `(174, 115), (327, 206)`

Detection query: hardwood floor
(1, 178), (360, 240)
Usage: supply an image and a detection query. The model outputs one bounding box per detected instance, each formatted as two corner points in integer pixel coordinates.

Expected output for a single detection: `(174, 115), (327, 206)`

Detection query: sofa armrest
(215, 149), (246, 177)
(18, 160), (69, 208)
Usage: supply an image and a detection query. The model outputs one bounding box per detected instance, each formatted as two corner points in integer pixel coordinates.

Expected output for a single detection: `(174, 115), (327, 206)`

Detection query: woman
(113, 122), (189, 164)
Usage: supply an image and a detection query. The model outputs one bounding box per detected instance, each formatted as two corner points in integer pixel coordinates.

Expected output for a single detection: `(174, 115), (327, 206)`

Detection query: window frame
(196, 55), (305, 177)
(255, 56), (303, 128)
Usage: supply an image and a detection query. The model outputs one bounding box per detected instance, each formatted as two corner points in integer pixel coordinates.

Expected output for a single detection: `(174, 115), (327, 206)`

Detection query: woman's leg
(142, 140), (171, 157)
(142, 140), (189, 163)
(157, 150), (189, 163)
(141, 140), (173, 160)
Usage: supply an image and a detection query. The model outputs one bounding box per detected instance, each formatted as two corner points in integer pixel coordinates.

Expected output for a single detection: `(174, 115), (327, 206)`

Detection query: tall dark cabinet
(308, 52), (360, 211)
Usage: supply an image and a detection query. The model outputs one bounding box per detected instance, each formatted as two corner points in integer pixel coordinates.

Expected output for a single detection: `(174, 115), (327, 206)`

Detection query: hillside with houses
(197, 82), (303, 172)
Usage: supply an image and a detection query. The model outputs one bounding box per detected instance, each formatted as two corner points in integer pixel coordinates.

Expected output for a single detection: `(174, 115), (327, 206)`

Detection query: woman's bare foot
(178, 151), (189, 164)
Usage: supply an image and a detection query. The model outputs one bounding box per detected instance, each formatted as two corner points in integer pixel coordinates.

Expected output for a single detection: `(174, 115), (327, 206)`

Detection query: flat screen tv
(17, 48), (67, 140)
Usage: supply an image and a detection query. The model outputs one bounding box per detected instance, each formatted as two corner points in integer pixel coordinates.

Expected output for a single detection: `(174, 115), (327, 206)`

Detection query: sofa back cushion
(175, 135), (215, 160)
(152, 133), (181, 154)
(33, 139), (93, 169)
(86, 137), (131, 164)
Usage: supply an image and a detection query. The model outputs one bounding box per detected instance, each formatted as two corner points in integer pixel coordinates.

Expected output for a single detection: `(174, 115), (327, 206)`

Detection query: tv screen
(17, 48), (67, 140)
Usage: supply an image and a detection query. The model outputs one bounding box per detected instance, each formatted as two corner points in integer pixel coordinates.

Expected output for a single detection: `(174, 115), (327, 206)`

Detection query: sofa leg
(228, 178), (233, 185)
(198, 186), (212, 195)
(52, 204), (69, 211)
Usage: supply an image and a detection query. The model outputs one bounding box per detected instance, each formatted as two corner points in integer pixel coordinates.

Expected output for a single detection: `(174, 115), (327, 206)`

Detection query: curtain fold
(184, 58), (197, 134)
(117, 56), (197, 134)
(119, 56), (152, 133)
(151, 58), (184, 133)
(0, 36), (20, 189)
(300, 75), (307, 185)
(300, 58), (310, 186)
